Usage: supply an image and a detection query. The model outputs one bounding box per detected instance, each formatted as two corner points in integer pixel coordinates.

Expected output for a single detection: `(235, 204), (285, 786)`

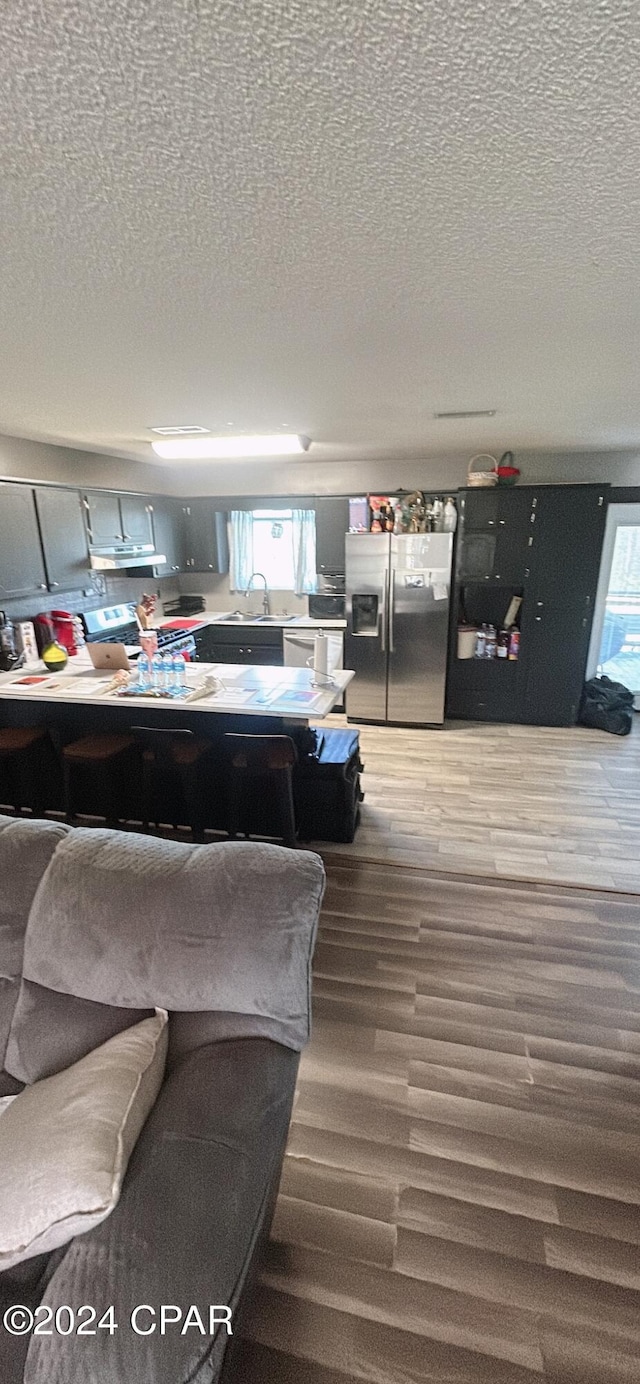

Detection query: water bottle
(151, 650), (164, 690)
(136, 652), (150, 691)
(162, 651), (174, 692)
(171, 652), (185, 693)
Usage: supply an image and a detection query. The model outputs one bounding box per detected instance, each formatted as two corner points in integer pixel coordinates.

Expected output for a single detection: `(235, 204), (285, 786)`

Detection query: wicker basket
(467, 454), (499, 488)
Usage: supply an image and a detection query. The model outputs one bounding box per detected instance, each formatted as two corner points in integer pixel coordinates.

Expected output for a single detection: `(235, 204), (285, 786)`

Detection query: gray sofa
(0, 814), (325, 1384)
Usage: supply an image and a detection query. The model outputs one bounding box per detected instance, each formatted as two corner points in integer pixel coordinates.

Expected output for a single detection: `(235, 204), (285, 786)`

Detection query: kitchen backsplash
(1, 573), (181, 626)
(177, 570), (308, 616)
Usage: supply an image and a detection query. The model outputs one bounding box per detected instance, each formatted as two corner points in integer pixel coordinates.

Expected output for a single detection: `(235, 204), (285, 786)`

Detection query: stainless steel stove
(82, 604), (197, 659)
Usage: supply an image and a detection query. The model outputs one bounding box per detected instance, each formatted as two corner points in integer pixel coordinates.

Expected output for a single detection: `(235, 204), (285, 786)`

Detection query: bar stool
(0, 727), (53, 817)
(131, 727), (214, 840)
(225, 734), (298, 848)
(62, 733), (140, 827)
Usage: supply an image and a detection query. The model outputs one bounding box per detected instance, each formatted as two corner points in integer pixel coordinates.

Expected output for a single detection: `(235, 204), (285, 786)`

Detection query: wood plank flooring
(315, 717), (640, 893)
(234, 856), (640, 1384)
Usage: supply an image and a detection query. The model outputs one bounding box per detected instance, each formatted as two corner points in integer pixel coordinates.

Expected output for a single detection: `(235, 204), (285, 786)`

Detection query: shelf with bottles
(348, 492), (458, 535)
(452, 589), (522, 667)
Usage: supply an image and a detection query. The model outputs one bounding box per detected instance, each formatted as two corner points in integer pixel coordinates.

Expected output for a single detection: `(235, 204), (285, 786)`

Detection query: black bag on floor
(579, 675), (634, 736)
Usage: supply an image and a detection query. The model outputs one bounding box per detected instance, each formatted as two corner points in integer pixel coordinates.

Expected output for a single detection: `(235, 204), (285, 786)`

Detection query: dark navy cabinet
(447, 484), (607, 726)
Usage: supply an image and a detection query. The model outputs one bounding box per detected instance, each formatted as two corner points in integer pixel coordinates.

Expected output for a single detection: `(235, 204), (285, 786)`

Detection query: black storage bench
(294, 728), (364, 843)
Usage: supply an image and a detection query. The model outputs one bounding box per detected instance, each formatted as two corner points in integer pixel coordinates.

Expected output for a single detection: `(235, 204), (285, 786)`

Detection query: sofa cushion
(23, 1037), (299, 1384)
(0, 1010), (167, 1272)
(22, 830), (325, 1050)
(0, 816), (69, 1065)
(5, 979), (154, 1083)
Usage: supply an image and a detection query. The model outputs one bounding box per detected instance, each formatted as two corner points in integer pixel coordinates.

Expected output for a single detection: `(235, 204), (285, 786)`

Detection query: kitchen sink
(217, 612), (297, 623)
(218, 612), (258, 622)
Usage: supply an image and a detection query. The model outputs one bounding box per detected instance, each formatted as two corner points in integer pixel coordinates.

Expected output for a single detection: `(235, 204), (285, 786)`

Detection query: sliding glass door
(588, 503), (640, 695)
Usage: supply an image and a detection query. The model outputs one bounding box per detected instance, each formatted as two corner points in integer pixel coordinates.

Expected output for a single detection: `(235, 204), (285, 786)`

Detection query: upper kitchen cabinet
(82, 492), (122, 546)
(0, 483), (48, 600)
(82, 491), (153, 547)
(150, 498), (186, 577)
(181, 501), (229, 573)
(315, 497), (349, 573)
(458, 487), (534, 584)
(119, 494), (154, 545)
(34, 487), (90, 592)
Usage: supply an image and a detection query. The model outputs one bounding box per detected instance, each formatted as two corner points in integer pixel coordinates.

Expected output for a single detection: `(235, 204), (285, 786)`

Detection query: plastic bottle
(171, 652), (185, 692)
(508, 628), (520, 661)
(161, 651), (174, 691)
(496, 627), (509, 658)
(484, 624), (497, 659)
(475, 626), (486, 659)
(136, 652), (150, 691)
(443, 497), (458, 533)
(151, 650), (164, 690)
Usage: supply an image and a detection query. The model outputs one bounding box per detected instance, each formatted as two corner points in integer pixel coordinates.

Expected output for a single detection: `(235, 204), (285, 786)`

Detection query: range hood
(89, 543), (166, 571)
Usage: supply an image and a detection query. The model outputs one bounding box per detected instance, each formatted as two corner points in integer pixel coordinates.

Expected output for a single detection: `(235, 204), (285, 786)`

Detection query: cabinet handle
(494, 573), (501, 579)
(487, 520), (495, 526)
(208, 563), (213, 569)
(38, 583), (47, 590)
(535, 616), (542, 622)
(499, 519), (506, 525)
(528, 536), (534, 546)
(524, 567), (530, 577)
(536, 601), (544, 607)
(50, 581), (59, 588)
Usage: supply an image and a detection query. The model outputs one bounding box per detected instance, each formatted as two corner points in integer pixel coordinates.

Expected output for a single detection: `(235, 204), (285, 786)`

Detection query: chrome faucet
(244, 571), (270, 616)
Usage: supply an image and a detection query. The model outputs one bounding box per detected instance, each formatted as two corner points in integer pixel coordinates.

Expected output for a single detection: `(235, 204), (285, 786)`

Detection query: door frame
(586, 503), (640, 683)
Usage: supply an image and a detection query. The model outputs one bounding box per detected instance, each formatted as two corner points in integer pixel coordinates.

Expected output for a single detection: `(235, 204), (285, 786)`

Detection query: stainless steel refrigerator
(345, 532), (454, 725)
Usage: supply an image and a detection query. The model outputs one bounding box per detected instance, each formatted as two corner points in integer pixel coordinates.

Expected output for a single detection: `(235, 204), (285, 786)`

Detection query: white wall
(0, 434), (168, 493)
(114, 447), (640, 497)
(2, 431), (640, 498)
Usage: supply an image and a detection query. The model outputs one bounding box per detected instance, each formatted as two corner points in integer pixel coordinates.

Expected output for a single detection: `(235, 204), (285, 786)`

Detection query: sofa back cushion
(14, 829), (325, 1064)
(5, 980), (154, 1084)
(0, 816), (69, 1068)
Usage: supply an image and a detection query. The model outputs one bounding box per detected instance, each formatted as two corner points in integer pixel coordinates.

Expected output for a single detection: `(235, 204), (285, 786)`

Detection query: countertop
(0, 654), (353, 722)
(160, 611), (347, 630)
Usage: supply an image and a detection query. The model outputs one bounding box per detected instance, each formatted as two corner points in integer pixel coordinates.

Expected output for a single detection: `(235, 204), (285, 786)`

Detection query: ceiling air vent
(434, 410), (496, 419)
(150, 425), (210, 436)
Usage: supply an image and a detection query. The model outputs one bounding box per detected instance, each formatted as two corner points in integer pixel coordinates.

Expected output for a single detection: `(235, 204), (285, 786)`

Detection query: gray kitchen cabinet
(315, 497), (348, 573)
(83, 491), (153, 547)
(82, 492), (123, 546)
(34, 487), (90, 592)
(181, 502), (229, 573)
(196, 624), (283, 664)
(150, 499), (186, 576)
(119, 494), (153, 544)
(0, 483), (48, 600)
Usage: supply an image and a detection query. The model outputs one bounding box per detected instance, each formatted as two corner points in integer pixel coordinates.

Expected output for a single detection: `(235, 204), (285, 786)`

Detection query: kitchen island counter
(0, 658), (352, 722)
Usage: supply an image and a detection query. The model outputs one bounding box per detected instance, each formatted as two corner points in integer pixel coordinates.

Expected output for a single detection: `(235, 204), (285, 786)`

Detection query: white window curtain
(292, 509), (317, 596)
(229, 510), (254, 592)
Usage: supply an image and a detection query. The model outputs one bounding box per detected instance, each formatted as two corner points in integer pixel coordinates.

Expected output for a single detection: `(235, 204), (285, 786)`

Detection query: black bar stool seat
(132, 727), (214, 840)
(0, 726), (53, 817)
(62, 733), (139, 827)
(225, 733), (298, 848)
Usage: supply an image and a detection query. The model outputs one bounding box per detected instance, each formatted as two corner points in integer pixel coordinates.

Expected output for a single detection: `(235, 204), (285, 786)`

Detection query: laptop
(87, 642), (131, 672)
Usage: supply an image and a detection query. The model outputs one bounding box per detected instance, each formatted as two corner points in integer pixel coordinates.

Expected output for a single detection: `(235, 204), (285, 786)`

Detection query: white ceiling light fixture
(150, 424), (211, 435)
(151, 433), (311, 460)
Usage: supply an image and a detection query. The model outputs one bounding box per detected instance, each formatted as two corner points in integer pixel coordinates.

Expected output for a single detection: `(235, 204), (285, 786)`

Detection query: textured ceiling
(1, 0), (640, 468)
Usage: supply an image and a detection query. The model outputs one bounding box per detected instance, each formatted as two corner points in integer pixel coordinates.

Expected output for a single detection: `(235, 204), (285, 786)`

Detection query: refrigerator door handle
(380, 569), (388, 652)
(389, 570), (395, 652)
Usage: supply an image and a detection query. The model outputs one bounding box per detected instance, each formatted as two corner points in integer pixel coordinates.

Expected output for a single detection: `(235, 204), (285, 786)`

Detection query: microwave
(308, 593), (346, 620)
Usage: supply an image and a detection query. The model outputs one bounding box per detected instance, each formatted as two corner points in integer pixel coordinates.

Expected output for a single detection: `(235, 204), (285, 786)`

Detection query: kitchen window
(230, 509), (317, 593)
(252, 510), (296, 589)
